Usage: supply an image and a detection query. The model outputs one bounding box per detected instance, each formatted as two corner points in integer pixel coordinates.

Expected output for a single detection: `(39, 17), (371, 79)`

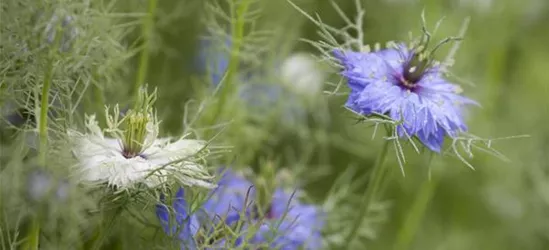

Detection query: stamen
(119, 87), (157, 158)
(122, 112), (149, 158)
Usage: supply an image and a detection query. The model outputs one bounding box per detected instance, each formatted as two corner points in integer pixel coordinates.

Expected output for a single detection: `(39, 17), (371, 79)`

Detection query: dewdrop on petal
(69, 88), (215, 190)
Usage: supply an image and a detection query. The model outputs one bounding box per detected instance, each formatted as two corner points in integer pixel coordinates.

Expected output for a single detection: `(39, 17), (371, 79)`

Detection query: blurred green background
(2, 0), (549, 249)
(136, 0), (549, 248)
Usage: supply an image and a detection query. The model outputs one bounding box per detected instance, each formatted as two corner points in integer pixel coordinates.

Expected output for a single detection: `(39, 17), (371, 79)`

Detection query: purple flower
(201, 169), (255, 226)
(252, 189), (324, 250)
(334, 43), (478, 152)
(156, 170), (253, 249)
(156, 188), (200, 249)
(195, 36), (308, 125)
(196, 37), (231, 87)
(27, 169), (70, 202)
(157, 169), (324, 249)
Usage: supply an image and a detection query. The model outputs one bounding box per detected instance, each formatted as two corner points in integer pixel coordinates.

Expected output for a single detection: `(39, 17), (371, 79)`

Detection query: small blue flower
(196, 37), (231, 87)
(195, 36), (308, 125)
(252, 189), (324, 250)
(27, 169), (70, 202)
(201, 169), (255, 226)
(157, 169), (324, 250)
(156, 188), (200, 249)
(334, 43), (478, 152)
(156, 170), (252, 249)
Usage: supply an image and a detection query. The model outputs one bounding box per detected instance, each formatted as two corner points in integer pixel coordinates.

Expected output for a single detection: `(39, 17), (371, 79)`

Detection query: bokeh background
(1, 0), (548, 249)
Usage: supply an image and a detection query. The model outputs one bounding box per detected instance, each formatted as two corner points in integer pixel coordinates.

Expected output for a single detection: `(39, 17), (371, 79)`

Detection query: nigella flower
(195, 37), (231, 87)
(69, 89), (215, 190)
(334, 40), (478, 152)
(157, 188), (200, 249)
(201, 169), (323, 249)
(27, 169), (70, 202)
(251, 189), (324, 250)
(201, 169), (255, 226)
(44, 14), (78, 52)
(156, 183), (249, 249)
(195, 35), (325, 125)
(156, 168), (324, 249)
(32, 10), (78, 52)
(157, 169), (253, 248)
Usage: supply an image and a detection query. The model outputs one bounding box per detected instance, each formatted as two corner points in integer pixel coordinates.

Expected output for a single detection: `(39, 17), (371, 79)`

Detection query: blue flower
(157, 169), (324, 249)
(156, 188), (200, 249)
(195, 36), (312, 125)
(196, 37), (231, 87)
(156, 170), (253, 249)
(251, 189), (324, 250)
(201, 169), (255, 226)
(334, 43), (478, 152)
(27, 169), (70, 202)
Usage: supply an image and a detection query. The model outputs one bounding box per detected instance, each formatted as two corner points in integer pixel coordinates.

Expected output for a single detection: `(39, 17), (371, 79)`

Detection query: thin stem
(84, 205), (124, 250)
(25, 23), (59, 250)
(23, 216), (40, 250)
(393, 153), (436, 250)
(345, 132), (391, 248)
(211, 0), (251, 122)
(83, 223), (103, 250)
(134, 0), (158, 102)
(93, 83), (106, 125)
(38, 58), (54, 164)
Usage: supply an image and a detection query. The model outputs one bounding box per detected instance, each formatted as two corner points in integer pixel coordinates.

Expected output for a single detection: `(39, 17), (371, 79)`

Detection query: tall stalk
(210, 0), (251, 122)
(23, 19), (62, 250)
(134, 0), (158, 103)
(345, 129), (392, 248)
(393, 154), (437, 250)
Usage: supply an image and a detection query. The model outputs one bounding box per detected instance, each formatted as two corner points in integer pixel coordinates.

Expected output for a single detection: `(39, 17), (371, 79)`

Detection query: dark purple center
(121, 149), (146, 159)
(398, 52), (431, 90)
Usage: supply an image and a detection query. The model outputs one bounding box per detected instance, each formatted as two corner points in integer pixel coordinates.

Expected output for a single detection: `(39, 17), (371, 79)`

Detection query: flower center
(399, 51), (430, 90)
(121, 112), (149, 158)
(265, 205), (275, 219)
(399, 74), (418, 89)
(115, 88), (157, 159)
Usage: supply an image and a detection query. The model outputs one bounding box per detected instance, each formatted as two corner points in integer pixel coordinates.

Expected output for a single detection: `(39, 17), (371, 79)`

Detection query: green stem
(84, 225), (102, 250)
(345, 133), (391, 248)
(38, 58), (54, 164)
(210, 0), (251, 122)
(23, 216), (40, 250)
(84, 205), (125, 250)
(134, 0), (158, 102)
(393, 154), (436, 250)
(93, 83), (106, 125)
(25, 36), (57, 250)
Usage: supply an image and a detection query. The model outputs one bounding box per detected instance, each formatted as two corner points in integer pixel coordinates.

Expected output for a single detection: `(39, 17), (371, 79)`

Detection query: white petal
(144, 138), (206, 166)
(104, 156), (153, 188)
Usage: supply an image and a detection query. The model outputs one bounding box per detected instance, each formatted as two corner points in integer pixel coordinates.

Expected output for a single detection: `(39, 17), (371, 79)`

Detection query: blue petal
(156, 194), (171, 234)
(333, 49), (391, 90)
(252, 188), (324, 250)
(202, 169), (255, 227)
(336, 43), (477, 153)
(156, 189), (198, 249)
(196, 37), (231, 87)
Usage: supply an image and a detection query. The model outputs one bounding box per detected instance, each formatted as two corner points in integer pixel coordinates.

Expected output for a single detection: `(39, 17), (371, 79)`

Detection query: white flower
(69, 89), (215, 190)
(280, 53), (325, 96)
